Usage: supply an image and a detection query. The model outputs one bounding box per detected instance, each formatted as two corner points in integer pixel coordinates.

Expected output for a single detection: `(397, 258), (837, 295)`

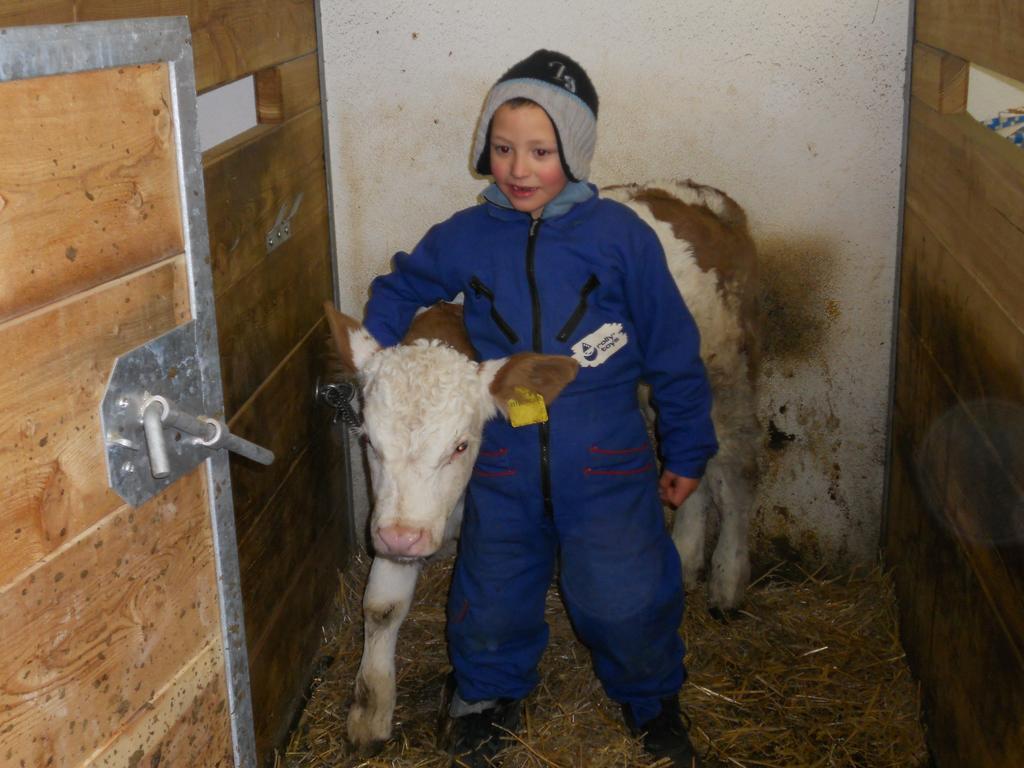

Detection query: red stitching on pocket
(479, 447), (509, 458)
(589, 444), (649, 455)
(584, 463), (654, 476)
(474, 468), (517, 477)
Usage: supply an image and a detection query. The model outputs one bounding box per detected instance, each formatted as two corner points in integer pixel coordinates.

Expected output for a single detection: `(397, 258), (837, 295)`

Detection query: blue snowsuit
(364, 183), (717, 725)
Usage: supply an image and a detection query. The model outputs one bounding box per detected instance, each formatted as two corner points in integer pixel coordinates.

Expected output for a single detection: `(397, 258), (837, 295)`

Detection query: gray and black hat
(472, 49), (599, 182)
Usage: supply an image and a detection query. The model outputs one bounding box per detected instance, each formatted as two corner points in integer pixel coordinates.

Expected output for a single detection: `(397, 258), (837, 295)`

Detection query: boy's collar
(482, 181), (595, 221)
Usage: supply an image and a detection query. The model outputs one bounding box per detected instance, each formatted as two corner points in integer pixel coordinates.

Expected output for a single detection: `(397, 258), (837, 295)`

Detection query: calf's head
(324, 302), (578, 560)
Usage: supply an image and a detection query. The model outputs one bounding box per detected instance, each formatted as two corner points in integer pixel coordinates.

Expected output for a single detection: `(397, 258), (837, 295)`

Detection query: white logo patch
(571, 322), (628, 368)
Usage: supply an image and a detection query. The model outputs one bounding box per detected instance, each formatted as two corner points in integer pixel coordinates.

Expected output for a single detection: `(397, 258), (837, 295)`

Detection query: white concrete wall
(196, 76), (257, 152)
(319, 0), (911, 570)
(967, 63), (1024, 122)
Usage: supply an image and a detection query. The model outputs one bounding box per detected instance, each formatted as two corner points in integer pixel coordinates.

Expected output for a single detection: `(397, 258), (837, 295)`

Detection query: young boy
(362, 50), (717, 768)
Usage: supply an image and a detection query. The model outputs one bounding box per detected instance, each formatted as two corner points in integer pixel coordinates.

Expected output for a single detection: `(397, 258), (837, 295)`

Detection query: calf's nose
(375, 524), (428, 557)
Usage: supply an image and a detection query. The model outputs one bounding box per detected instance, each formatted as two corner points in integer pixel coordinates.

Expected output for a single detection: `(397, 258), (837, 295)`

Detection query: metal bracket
(101, 322), (273, 507)
(265, 191), (303, 253)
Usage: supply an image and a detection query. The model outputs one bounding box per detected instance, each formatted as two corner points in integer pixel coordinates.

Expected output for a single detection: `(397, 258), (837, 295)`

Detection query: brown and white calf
(604, 180), (760, 613)
(327, 179), (758, 751)
(323, 300), (578, 751)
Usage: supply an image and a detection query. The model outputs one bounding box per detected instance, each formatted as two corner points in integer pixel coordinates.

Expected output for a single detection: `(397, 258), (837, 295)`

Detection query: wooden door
(0, 19), (254, 766)
(1, 3), (351, 760)
(885, 1), (1024, 765)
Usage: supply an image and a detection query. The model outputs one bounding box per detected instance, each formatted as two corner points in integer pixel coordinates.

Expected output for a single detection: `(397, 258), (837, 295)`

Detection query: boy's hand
(658, 470), (700, 508)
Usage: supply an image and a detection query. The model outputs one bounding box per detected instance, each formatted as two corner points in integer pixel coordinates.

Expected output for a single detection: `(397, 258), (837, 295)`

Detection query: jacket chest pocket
(555, 274), (600, 343)
(469, 275), (519, 344)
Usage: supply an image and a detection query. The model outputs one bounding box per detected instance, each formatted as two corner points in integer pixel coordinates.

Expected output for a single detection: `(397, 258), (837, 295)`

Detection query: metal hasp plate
(101, 321), (274, 507)
(100, 322), (208, 506)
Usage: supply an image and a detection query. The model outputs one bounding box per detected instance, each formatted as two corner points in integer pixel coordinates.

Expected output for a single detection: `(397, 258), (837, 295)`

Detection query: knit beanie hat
(472, 50), (599, 182)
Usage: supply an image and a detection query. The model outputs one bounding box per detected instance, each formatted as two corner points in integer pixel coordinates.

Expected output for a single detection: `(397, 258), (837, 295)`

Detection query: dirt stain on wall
(758, 236), (836, 366)
(749, 235), (852, 572)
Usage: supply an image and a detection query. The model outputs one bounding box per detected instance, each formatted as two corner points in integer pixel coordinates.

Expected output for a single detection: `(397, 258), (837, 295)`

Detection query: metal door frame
(0, 18), (256, 766)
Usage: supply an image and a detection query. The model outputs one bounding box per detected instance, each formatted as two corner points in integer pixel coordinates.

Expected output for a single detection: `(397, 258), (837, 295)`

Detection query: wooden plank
(0, 256), (190, 587)
(228, 319), (330, 542)
(247, 514), (343, 762)
(218, 212), (331, 417)
(203, 107), (331, 416)
(236, 358), (348, 759)
(916, 0), (1024, 84)
(900, 206), (1024, 415)
(887, 319), (942, 683)
(926, 549), (1024, 766)
(0, 1), (72, 25)
(228, 323), (350, 759)
(911, 42), (968, 114)
(0, 63), (183, 323)
(77, 1), (318, 93)
(0, 468), (222, 766)
(887, 324), (1024, 766)
(885, 443), (937, 676)
(88, 640), (232, 767)
(204, 106), (327, 302)
(238, 429), (344, 656)
(905, 98), (1024, 336)
(255, 52), (322, 124)
(239, 442), (321, 651)
(898, 208), (1024, 658)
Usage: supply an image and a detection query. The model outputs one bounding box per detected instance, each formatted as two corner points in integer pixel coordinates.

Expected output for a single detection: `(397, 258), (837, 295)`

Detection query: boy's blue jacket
(363, 185), (718, 480)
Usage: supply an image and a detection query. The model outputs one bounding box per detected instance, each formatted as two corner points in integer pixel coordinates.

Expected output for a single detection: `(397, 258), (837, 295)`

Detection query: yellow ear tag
(507, 386), (548, 427)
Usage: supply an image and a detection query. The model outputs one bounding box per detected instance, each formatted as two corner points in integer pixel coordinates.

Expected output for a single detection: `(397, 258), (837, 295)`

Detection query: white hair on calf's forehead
(359, 340), (495, 455)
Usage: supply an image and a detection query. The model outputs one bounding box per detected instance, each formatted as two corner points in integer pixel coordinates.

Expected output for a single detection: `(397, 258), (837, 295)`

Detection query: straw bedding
(280, 555), (929, 768)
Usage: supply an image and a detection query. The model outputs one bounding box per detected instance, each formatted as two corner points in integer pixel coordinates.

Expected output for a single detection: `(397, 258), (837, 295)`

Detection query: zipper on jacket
(469, 275), (519, 344)
(525, 218), (554, 517)
(555, 274), (600, 342)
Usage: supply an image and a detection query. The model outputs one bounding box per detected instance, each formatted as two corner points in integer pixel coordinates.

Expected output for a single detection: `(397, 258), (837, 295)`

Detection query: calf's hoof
(346, 721), (388, 757)
(347, 702), (392, 753)
(347, 736), (386, 759)
(707, 604), (743, 623)
(707, 558), (749, 613)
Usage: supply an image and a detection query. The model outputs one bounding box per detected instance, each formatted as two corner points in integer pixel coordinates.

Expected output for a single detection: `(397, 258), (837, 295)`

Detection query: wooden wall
(0, 2), (348, 765)
(886, 2), (1024, 765)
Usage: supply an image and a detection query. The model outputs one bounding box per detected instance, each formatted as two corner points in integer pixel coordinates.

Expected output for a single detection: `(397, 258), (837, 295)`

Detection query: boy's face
(488, 102), (568, 219)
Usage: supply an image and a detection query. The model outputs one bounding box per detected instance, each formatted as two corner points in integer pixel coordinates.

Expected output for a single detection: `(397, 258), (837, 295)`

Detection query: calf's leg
(347, 556), (421, 749)
(706, 458), (752, 611)
(672, 474), (710, 591)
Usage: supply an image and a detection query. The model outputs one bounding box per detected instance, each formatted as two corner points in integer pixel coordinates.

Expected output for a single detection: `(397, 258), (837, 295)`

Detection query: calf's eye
(454, 442), (468, 454)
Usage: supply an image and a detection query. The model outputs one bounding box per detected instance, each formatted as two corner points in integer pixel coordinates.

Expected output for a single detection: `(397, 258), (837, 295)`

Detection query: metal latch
(140, 395), (273, 477)
(101, 322), (274, 507)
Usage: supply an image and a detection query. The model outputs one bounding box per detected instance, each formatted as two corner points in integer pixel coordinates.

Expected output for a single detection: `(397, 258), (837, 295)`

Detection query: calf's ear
(323, 301), (380, 374)
(481, 353), (580, 415)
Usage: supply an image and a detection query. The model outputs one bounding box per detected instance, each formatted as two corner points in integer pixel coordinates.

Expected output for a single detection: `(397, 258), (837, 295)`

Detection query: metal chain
(317, 380), (363, 433)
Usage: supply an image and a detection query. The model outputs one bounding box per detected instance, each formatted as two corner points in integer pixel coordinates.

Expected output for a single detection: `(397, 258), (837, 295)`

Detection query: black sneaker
(625, 695), (703, 767)
(447, 697), (522, 767)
